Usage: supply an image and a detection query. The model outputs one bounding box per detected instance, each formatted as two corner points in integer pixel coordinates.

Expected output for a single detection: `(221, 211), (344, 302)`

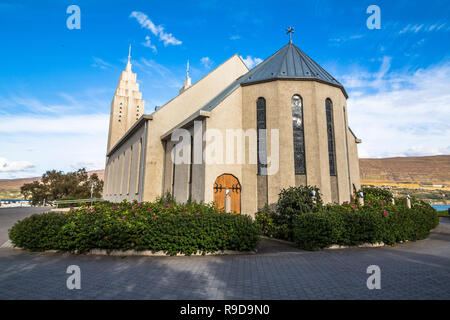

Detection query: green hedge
(8, 212), (69, 251)
(361, 187), (393, 203)
(269, 186), (323, 241)
(293, 201), (439, 250)
(9, 200), (260, 255)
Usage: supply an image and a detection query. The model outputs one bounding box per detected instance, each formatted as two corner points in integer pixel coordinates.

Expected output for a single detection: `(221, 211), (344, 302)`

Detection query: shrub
(276, 186), (322, 240)
(9, 200), (260, 255)
(361, 187), (393, 204)
(323, 204), (386, 246)
(255, 205), (277, 238)
(293, 212), (344, 250)
(293, 200), (439, 250)
(9, 212), (69, 251)
(255, 205), (290, 240)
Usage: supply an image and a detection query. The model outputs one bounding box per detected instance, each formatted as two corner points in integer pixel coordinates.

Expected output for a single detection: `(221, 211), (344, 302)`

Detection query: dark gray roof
(201, 42), (347, 112)
(240, 42), (345, 92)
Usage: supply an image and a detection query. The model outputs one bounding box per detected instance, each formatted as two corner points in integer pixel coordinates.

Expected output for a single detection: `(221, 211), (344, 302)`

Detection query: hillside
(359, 155), (450, 186)
(1, 156), (449, 199)
(0, 170), (105, 196)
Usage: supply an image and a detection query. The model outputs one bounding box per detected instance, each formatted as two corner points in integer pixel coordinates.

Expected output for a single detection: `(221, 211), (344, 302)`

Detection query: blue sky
(0, 0), (449, 178)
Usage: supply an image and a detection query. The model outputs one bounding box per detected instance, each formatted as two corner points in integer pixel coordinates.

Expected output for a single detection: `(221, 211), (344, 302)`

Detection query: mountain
(0, 170), (105, 195)
(360, 155), (450, 185)
(1, 155), (449, 198)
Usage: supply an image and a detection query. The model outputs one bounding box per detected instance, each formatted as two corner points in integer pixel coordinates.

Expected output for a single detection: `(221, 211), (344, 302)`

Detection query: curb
(326, 242), (385, 250)
(8, 245), (256, 257)
(261, 236), (386, 250)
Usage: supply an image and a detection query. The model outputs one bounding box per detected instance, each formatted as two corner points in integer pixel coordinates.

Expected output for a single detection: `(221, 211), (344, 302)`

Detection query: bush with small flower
(255, 204), (290, 240)
(293, 190), (439, 250)
(256, 186), (323, 241)
(9, 197), (260, 255)
(255, 186), (439, 250)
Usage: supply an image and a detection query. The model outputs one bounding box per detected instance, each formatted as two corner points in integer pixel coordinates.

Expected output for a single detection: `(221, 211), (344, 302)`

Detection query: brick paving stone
(0, 208), (449, 299)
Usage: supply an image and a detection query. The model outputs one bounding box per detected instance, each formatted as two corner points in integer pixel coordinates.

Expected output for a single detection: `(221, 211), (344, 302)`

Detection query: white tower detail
(179, 59), (192, 93)
(106, 45), (145, 152)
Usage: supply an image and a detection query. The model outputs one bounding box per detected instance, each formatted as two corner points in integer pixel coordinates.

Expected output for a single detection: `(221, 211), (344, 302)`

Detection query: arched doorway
(213, 174), (241, 214)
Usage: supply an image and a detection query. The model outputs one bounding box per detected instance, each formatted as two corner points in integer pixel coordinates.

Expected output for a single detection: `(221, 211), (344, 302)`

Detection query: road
(0, 206), (50, 244)
(0, 207), (449, 299)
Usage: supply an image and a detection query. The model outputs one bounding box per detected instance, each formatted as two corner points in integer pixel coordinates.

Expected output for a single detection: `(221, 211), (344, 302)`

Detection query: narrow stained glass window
(326, 98), (336, 176)
(256, 97), (267, 175)
(292, 95), (306, 174)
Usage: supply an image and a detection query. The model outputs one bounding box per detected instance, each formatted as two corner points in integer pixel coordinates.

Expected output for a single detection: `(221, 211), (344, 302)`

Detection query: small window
(326, 98), (336, 176)
(292, 95), (306, 174)
(256, 97), (267, 175)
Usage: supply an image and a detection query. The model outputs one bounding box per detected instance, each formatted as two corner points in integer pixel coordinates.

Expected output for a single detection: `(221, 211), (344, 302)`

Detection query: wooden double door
(213, 174), (241, 214)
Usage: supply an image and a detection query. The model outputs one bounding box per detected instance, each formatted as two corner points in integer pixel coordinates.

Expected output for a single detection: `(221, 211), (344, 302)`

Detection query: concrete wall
(236, 80), (356, 215)
(347, 128), (361, 193)
(141, 54), (248, 202)
(103, 123), (145, 203)
(203, 88), (245, 210)
(163, 125), (206, 203)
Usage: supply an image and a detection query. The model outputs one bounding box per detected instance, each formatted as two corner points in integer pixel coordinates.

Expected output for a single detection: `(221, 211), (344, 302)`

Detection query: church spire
(179, 59), (192, 93)
(186, 59), (190, 78)
(126, 44), (132, 72)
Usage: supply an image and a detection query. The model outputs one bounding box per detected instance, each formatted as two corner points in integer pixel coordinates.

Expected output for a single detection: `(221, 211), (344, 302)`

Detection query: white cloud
(70, 160), (106, 172)
(200, 57), (213, 69)
(142, 35), (157, 53)
(91, 57), (113, 70)
(230, 35), (241, 40)
(0, 114), (108, 179)
(134, 58), (182, 89)
(130, 11), (182, 46)
(0, 91), (109, 116)
(344, 61), (450, 158)
(0, 114), (108, 134)
(1, 96), (74, 114)
(399, 22), (448, 34)
(240, 55), (262, 69)
(0, 157), (34, 173)
(329, 34), (363, 45)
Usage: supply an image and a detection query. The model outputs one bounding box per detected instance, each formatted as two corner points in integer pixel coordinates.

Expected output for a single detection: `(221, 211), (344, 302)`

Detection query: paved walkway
(0, 208), (449, 299)
(0, 206), (50, 244)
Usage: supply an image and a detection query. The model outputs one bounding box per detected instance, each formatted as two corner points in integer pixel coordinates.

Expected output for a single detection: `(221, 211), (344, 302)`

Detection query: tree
(20, 168), (104, 205)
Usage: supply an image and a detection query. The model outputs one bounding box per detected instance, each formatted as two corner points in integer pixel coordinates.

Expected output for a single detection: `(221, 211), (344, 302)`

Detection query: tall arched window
(326, 98), (336, 176)
(292, 94), (306, 174)
(256, 97), (267, 175)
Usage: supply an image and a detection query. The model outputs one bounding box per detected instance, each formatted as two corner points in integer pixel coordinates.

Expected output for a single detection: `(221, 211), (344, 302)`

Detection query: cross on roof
(286, 26), (294, 43)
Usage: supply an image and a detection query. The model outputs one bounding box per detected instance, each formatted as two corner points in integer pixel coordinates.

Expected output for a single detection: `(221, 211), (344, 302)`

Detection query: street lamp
(358, 192), (364, 206)
(406, 194), (411, 209)
(311, 190), (316, 204)
(90, 182), (97, 206)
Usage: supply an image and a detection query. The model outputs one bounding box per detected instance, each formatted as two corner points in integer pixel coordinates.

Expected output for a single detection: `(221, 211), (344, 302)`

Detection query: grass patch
(437, 210), (449, 217)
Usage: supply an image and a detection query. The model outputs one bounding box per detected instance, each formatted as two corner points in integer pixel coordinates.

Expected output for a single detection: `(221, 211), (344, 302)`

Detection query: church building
(103, 35), (361, 217)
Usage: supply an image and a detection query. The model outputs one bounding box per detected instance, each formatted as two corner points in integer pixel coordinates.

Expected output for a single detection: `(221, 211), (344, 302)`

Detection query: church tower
(106, 45), (145, 152)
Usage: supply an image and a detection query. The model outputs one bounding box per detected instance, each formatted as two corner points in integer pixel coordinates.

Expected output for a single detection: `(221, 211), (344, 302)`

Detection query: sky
(0, 0), (449, 179)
